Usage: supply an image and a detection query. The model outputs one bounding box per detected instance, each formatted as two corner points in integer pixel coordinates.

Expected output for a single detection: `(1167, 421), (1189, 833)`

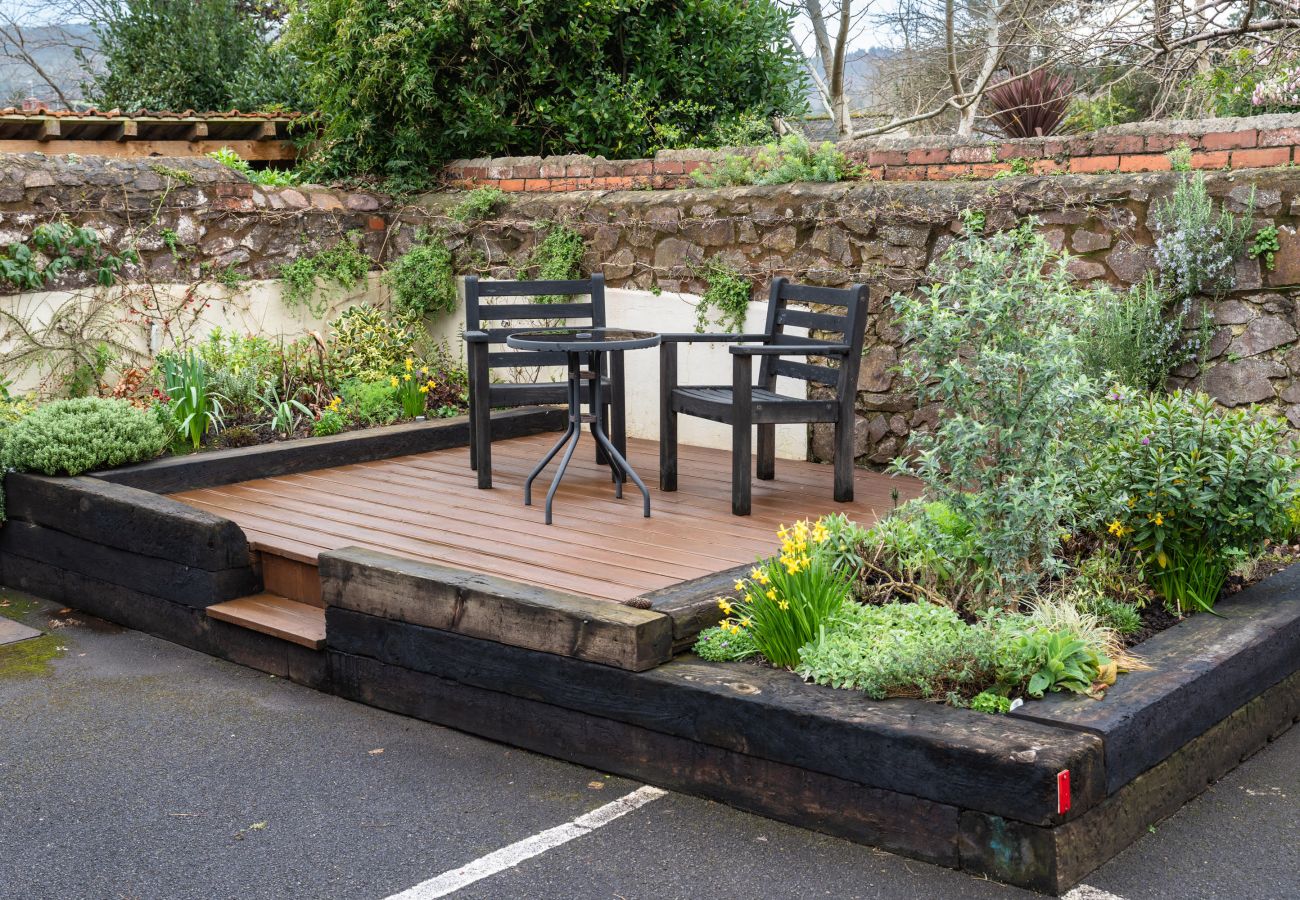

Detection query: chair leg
(833, 415), (855, 502)
(659, 343), (678, 492)
(756, 424), (775, 480)
(610, 349), (627, 460)
(468, 402), (478, 471)
(471, 345), (492, 490)
(732, 354), (753, 516)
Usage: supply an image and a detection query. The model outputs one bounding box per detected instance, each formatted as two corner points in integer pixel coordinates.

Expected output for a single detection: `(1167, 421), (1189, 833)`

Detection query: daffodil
(390, 376), (399, 388)
(733, 579), (745, 593)
(765, 589), (776, 600)
(777, 599), (789, 610)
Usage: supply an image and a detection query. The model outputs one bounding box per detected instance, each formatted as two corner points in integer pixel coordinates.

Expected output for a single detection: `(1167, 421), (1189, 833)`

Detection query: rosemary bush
(1080, 276), (1209, 390)
(1150, 173), (1253, 299)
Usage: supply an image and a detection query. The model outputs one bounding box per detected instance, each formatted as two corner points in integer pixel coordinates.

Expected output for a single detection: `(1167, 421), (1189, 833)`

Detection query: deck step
(207, 593), (326, 649)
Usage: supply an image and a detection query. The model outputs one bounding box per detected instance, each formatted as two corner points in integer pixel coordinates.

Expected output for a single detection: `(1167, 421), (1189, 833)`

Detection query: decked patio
(170, 433), (918, 607)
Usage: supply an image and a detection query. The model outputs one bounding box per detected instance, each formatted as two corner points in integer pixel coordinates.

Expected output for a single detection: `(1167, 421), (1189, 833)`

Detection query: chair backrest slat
(476, 301), (595, 321)
(776, 307), (850, 333)
(465, 274), (606, 376)
(772, 358), (841, 385)
(757, 277), (869, 404)
(474, 279), (597, 297)
(487, 350), (570, 368)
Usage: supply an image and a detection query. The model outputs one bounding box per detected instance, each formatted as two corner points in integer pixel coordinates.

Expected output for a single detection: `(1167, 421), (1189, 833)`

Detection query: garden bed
(0, 409), (1295, 894)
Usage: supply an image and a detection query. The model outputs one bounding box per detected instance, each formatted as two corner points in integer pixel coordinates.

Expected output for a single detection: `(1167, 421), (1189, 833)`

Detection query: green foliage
(339, 378), (400, 426)
(4, 398), (166, 475)
(994, 626), (1107, 699)
(692, 624), (760, 662)
(693, 259), (751, 332)
(289, 0), (806, 178)
(1166, 144), (1193, 173)
(328, 304), (422, 381)
(1184, 48), (1267, 117)
(451, 188), (505, 223)
(197, 329), (280, 413)
(280, 234), (372, 316)
(691, 134), (853, 187)
(66, 343), (114, 399)
(1080, 277), (1208, 390)
(809, 512), (873, 578)
(257, 383), (312, 436)
(382, 231), (457, 319)
(159, 350), (224, 450)
(1061, 90), (1138, 133)
(1, 222), (136, 292)
(717, 520), (850, 669)
(209, 147), (301, 187)
(529, 225), (587, 287)
(1090, 390), (1300, 613)
(85, 0), (304, 112)
(312, 406), (348, 437)
(855, 500), (984, 604)
(969, 691), (1012, 714)
(393, 360), (438, 418)
(797, 602), (997, 699)
(1151, 174), (1253, 299)
(890, 219), (1096, 596)
(1079, 594), (1143, 636)
(1249, 225), (1281, 271)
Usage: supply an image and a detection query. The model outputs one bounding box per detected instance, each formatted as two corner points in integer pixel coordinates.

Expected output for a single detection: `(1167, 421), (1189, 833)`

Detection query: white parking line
(383, 785), (668, 899)
(1063, 885), (1130, 900)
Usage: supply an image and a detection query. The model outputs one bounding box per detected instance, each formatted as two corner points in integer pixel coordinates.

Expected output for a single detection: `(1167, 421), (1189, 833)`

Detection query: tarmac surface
(1, 590), (1296, 900)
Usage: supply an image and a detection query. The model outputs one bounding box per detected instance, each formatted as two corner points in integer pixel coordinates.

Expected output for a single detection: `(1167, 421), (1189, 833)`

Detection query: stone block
(1202, 358), (1286, 406)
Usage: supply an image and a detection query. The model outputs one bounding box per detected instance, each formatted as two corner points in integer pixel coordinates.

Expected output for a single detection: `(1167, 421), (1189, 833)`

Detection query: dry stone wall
(4, 152), (1300, 468)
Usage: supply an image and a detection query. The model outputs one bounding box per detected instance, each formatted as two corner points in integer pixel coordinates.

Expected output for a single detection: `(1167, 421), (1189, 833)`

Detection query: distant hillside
(0, 23), (100, 107)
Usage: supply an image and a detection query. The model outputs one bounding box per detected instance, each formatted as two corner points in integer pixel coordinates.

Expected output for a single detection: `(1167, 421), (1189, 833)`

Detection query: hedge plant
(288, 0), (807, 180)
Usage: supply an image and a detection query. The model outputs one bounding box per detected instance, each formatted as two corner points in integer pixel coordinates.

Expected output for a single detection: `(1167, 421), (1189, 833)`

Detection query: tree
(288, 0), (809, 179)
(84, 0), (303, 111)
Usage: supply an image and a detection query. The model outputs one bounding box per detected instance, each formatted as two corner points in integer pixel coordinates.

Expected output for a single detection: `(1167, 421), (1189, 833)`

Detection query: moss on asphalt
(0, 634), (63, 678)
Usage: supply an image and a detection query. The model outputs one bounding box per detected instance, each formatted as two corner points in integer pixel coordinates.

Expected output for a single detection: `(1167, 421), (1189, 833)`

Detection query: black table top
(506, 327), (661, 352)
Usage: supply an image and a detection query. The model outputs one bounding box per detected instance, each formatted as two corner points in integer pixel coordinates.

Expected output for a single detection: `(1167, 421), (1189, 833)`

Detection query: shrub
(85, 0), (304, 112)
(328, 305), (422, 381)
(198, 329), (280, 414)
(1089, 390), (1299, 613)
(797, 602), (998, 699)
(289, 0), (806, 179)
(1151, 173), (1253, 299)
(4, 398), (166, 475)
(711, 520), (850, 668)
(1080, 276), (1209, 390)
(451, 188), (505, 223)
(993, 625), (1108, 699)
(339, 379), (400, 426)
(855, 500), (984, 604)
(383, 232), (457, 320)
(890, 218), (1097, 597)
(985, 70), (1073, 139)
(692, 624), (759, 662)
(691, 134), (853, 187)
(693, 259), (752, 333)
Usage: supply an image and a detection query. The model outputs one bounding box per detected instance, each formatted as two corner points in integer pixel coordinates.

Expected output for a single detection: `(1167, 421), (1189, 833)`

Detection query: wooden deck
(170, 434), (919, 604)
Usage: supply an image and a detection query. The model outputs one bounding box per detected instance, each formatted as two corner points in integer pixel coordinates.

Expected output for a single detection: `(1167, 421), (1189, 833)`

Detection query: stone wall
(4, 151), (1300, 468)
(446, 112), (1300, 192)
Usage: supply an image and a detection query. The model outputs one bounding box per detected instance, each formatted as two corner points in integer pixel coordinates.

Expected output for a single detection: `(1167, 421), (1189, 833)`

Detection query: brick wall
(445, 112), (1300, 193)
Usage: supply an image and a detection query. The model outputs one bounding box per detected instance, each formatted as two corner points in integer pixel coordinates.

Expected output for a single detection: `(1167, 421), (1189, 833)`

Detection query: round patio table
(506, 327), (660, 525)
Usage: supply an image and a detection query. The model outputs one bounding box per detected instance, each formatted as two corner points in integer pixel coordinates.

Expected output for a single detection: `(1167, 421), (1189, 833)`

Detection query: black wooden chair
(659, 277), (869, 515)
(463, 274), (625, 489)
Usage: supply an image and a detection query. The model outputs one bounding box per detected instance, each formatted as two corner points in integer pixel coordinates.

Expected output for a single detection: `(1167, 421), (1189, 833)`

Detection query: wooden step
(257, 550), (323, 607)
(207, 593), (326, 649)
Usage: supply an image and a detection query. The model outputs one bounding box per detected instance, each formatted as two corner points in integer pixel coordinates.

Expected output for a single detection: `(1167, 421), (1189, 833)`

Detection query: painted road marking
(383, 785), (669, 899)
(1063, 885), (1130, 900)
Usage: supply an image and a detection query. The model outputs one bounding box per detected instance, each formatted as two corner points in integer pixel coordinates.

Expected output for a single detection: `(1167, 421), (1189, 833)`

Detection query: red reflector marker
(1057, 769), (1071, 815)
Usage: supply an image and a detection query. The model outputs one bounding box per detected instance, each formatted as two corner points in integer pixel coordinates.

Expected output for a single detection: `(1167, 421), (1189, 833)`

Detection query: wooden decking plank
(206, 593), (326, 649)
(193, 483), (718, 584)
(170, 436), (917, 606)
(181, 491), (662, 598)
(226, 478), (744, 575)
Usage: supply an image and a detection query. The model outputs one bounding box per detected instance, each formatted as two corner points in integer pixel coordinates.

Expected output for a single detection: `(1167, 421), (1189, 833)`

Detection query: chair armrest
(728, 343), (851, 356)
(464, 330), (491, 343)
(659, 332), (770, 344)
